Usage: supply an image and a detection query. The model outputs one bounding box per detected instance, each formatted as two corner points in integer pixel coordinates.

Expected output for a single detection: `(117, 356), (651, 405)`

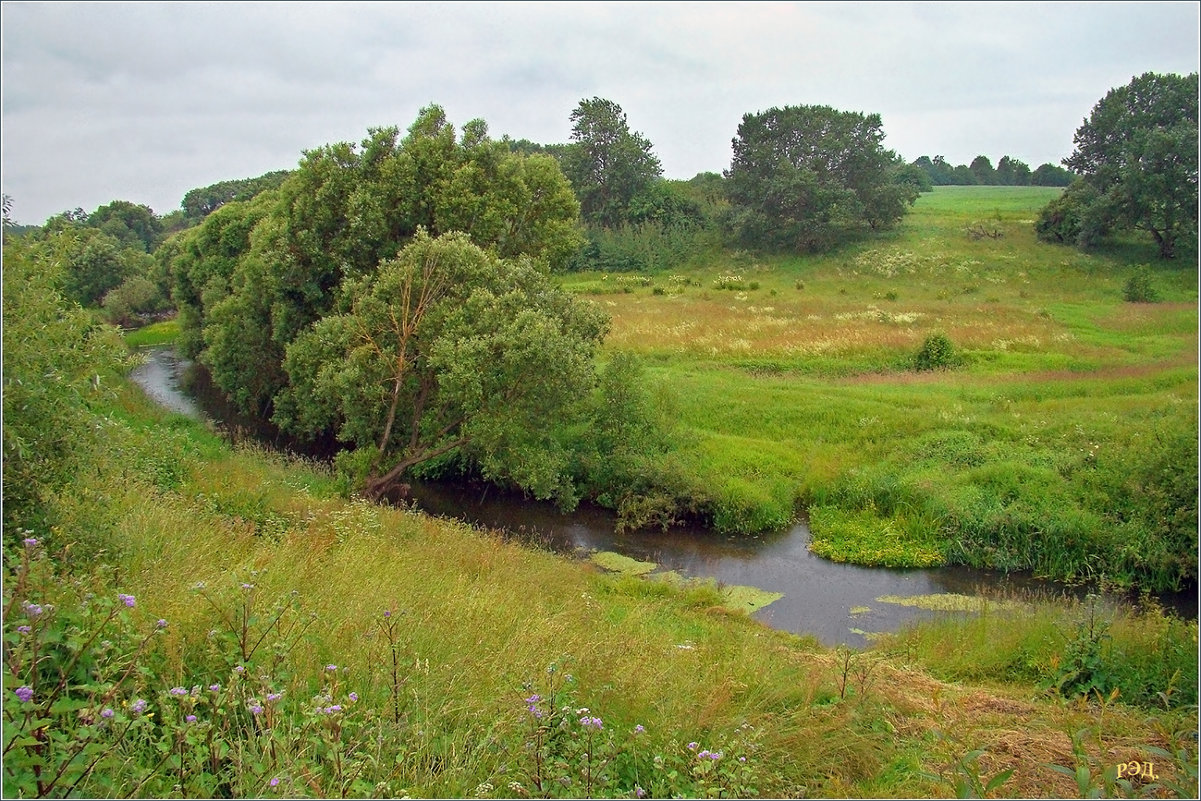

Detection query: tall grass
(5, 375), (1196, 797)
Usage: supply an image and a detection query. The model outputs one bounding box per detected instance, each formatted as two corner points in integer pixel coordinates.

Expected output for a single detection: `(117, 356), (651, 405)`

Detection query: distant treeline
(909, 155), (1075, 187)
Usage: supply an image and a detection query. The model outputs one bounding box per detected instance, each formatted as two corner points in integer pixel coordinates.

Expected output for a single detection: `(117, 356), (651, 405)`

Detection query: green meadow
(5, 187), (1197, 798)
(562, 186), (1198, 591)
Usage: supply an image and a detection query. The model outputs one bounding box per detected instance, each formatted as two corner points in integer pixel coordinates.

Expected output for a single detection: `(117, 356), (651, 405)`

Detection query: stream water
(129, 346), (1198, 646)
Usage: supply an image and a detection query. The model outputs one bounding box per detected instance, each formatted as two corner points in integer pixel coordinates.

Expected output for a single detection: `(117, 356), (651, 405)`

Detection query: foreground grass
(4, 383), (1196, 798)
(560, 187), (1198, 591)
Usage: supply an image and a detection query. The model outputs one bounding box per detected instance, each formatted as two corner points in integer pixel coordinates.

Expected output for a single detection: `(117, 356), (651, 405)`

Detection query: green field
(561, 187), (1198, 591)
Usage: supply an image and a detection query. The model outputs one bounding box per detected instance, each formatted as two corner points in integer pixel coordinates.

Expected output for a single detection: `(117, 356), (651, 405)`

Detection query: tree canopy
(275, 230), (608, 503)
(1060, 71), (1199, 258)
(180, 170), (291, 225)
(725, 105), (918, 252)
(561, 98), (663, 228)
(176, 106), (584, 418)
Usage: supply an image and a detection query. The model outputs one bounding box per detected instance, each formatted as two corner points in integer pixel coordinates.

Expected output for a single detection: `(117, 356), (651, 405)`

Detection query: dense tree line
(180, 170), (291, 226)
(910, 154), (1074, 186)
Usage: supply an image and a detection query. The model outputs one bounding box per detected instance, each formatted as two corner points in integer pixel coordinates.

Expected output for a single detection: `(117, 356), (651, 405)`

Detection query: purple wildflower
(23, 537), (38, 547)
(156, 619), (168, 629)
(325, 664), (337, 672)
(22, 601), (43, 617)
(698, 750), (711, 759)
(17, 625), (31, 634)
(130, 698), (148, 715)
(117, 593), (136, 608)
(209, 684), (221, 693)
(101, 708), (115, 719)
(14, 686), (34, 703)
(249, 703), (264, 716)
(348, 692), (358, 702)
(324, 704), (342, 714)
(739, 756), (747, 763)
(241, 583), (254, 590)
(687, 742), (699, 751)
(635, 787), (646, 799)
(383, 610), (391, 618)
(269, 778), (280, 788)
(169, 687), (188, 697)
(579, 716), (603, 730)
(710, 751), (723, 760)
(634, 724), (645, 734)
(234, 666), (245, 674)
(186, 714), (197, 723)
(266, 692), (282, 702)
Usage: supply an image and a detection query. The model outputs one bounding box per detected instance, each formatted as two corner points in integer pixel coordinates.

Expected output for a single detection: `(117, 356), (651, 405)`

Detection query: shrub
(911, 333), (959, 371)
(1122, 267), (1160, 303)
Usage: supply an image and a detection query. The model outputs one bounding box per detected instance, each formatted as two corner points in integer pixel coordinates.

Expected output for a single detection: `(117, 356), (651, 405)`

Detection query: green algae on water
(875, 593), (1026, 612)
(590, 551), (658, 576)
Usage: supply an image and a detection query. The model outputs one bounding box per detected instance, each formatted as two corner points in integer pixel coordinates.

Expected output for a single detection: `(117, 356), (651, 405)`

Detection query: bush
(1122, 267), (1160, 303)
(912, 333), (959, 371)
(2, 238), (132, 536)
(1034, 181), (1109, 248)
(102, 275), (168, 327)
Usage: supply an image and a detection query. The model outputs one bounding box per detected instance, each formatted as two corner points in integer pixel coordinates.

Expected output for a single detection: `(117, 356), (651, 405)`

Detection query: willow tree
(180, 106), (584, 419)
(274, 230), (608, 504)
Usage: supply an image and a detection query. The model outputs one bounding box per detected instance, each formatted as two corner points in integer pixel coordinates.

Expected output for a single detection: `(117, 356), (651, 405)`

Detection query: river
(129, 346), (1198, 646)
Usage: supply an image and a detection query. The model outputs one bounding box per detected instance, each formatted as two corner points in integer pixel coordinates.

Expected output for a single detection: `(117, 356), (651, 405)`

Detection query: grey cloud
(2, 1), (1197, 224)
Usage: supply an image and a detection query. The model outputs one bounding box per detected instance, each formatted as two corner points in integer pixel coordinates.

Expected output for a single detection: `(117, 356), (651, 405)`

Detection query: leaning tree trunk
(362, 436), (470, 502)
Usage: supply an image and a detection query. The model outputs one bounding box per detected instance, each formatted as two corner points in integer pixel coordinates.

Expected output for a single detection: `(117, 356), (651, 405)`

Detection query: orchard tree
(274, 230), (608, 503)
(561, 97), (663, 228)
(725, 105), (918, 252)
(1061, 71), (1199, 258)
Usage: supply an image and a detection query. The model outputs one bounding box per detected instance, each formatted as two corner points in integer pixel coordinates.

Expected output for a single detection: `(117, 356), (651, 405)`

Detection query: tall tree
(1062, 71), (1199, 259)
(561, 98), (663, 228)
(1031, 163), (1074, 187)
(725, 105), (918, 252)
(181, 170), (291, 224)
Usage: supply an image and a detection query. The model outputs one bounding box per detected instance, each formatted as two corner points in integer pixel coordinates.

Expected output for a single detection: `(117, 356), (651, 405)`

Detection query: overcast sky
(2, 1), (1198, 225)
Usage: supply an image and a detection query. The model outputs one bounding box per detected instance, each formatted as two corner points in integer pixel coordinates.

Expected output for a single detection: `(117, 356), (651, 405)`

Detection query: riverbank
(558, 187), (1198, 592)
(7, 368), (1196, 797)
(128, 344), (1197, 649)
